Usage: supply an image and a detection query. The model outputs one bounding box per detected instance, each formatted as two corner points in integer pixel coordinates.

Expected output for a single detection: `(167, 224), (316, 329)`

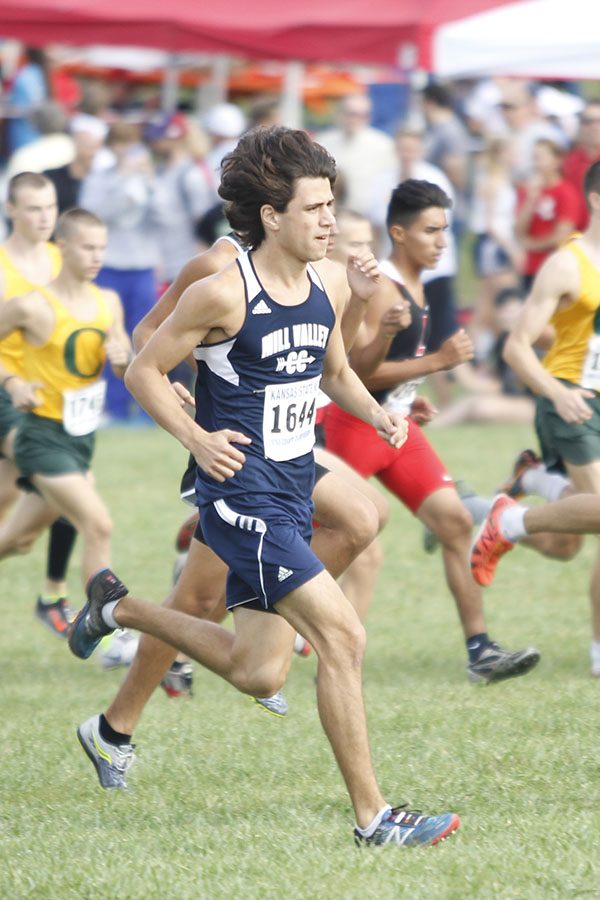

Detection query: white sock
(355, 805), (392, 838)
(499, 505), (528, 543)
(590, 640), (600, 674)
(521, 467), (570, 503)
(101, 600), (121, 629)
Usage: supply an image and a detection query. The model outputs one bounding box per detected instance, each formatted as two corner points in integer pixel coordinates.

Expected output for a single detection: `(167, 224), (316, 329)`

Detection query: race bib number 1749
(263, 376), (320, 461)
(63, 379), (107, 436)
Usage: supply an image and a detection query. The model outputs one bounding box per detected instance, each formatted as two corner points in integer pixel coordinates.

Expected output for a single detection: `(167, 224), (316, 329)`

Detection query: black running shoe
(497, 449), (542, 499)
(68, 568), (128, 659)
(468, 642), (540, 684)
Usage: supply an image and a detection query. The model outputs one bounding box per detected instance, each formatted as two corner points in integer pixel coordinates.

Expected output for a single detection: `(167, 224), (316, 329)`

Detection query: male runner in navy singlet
(69, 127), (460, 847)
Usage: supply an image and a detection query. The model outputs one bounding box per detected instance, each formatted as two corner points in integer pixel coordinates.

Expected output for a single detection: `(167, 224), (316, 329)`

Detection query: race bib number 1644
(263, 375), (320, 462)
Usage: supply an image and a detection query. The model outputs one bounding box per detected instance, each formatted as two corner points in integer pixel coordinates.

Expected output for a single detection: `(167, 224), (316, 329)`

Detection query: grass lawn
(2, 422), (599, 899)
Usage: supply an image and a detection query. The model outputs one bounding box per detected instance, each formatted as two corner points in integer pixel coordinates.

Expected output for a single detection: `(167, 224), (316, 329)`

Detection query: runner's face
(8, 185), (58, 242)
(61, 223), (107, 281)
(327, 217), (373, 264)
(394, 207), (448, 270)
(273, 177), (336, 262)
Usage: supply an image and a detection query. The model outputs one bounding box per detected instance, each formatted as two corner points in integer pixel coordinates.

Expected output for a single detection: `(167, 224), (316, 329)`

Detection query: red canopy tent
(0, 0), (512, 69)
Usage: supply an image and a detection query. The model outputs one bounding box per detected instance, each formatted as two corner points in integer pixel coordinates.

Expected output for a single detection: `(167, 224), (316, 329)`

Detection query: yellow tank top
(24, 285), (113, 422)
(0, 243), (62, 376)
(543, 241), (600, 387)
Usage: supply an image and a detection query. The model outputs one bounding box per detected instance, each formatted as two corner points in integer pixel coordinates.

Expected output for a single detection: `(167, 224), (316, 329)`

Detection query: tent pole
(281, 60), (304, 129)
(161, 53), (179, 112)
(197, 55), (231, 112)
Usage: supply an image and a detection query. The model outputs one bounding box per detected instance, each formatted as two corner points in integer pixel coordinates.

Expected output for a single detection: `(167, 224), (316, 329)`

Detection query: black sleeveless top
(372, 281), (430, 405)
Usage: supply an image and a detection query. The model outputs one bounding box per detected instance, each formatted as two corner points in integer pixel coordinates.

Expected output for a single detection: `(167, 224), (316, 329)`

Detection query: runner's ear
(261, 204), (279, 233)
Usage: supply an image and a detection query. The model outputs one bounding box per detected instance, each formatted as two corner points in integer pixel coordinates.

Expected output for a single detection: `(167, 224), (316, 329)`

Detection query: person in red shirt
(563, 100), (600, 229)
(516, 138), (579, 291)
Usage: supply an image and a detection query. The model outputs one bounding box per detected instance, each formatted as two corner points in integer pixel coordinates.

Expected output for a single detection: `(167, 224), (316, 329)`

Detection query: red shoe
(497, 449), (542, 500)
(470, 494), (516, 587)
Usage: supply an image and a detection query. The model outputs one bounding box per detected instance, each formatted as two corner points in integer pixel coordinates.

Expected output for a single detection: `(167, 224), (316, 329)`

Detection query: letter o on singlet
(63, 327), (106, 379)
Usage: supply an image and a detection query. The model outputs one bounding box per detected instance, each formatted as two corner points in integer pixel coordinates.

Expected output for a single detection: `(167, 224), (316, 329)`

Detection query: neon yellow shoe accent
(92, 730), (113, 764)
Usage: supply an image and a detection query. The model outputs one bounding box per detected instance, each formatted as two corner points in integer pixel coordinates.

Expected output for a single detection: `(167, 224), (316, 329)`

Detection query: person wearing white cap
(202, 102), (246, 187)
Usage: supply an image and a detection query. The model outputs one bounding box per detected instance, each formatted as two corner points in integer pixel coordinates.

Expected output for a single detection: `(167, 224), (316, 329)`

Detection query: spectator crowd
(1, 44), (599, 425)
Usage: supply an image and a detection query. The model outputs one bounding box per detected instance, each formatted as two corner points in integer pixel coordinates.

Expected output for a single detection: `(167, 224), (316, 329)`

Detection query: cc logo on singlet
(275, 350), (316, 375)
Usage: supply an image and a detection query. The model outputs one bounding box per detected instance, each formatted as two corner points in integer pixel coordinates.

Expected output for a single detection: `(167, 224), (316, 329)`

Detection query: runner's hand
(553, 385), (594, 424)
(410, 395), (438, 425)
(379, 302), (411, 339)
(346, 250), (380, 302)
(436, 329), (474, 370)
(192, 429), (252, 482)
(5, 377), (42, 411)
(105, 334), (132, 368)
(170, 380), (195, 408)
(373, 409), (408, 449)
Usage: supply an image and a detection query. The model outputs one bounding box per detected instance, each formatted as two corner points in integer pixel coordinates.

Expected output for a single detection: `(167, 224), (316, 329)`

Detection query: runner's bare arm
(0, 293), (48, 407)
(504, 248), (593, 424)
(125, 269), (251, 482)
(132, 242), (239, 405)
(103, 289), (133, 378)
(349, 275), (412, 382)
(0, 293), (47, 342)
(320, 283), (406, 448)
(339, 249), (380, 352)
(349, 274), (470, 390)
(132, 241), (238, 352)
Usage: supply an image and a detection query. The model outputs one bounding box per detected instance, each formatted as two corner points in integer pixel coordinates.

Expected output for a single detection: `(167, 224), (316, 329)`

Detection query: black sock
(99, 714), (132, 746)
(466, 632), (490, 663)
(47, 518), (77, 582)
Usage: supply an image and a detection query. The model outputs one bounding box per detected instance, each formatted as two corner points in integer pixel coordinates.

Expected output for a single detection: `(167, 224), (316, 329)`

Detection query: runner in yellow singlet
(0, 172), (82, 636)
(470, 161), (600, 676)
(0, 207), (131, 594)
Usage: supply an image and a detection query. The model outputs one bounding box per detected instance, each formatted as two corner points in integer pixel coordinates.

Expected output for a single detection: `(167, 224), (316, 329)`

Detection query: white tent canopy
(435, 0), (600, 79)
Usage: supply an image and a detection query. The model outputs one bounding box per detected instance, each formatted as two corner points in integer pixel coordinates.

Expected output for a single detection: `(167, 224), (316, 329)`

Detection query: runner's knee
(549, 533), (583, 560)
(433, 502), (473, 546)
(336, 495), (380, 555)
(84, 512), (112, 545)
(312, 615), (367, 669)
(168, 581), (225, 619)
(232, 654), (290, 698)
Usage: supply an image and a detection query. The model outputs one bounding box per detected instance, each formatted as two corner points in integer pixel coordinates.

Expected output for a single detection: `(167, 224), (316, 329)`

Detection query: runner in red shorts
(325, 179), (540, 683)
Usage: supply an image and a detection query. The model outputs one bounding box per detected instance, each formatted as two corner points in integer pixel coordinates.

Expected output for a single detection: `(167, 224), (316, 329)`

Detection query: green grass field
(2, 423), (599, 899)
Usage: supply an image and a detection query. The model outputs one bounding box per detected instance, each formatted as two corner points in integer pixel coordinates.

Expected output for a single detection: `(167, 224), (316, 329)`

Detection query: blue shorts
(199, 495), (324, 612)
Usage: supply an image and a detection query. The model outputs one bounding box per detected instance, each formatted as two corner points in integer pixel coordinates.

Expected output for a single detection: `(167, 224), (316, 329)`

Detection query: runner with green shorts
(0, 207), (131, 593)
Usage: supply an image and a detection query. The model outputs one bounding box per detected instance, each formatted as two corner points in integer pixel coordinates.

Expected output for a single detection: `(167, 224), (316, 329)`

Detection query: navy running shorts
(199, 494), (324, 611)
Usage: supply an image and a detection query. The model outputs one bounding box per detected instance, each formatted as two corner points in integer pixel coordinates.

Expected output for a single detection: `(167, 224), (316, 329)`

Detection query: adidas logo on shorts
(277, 566), (293, 582)
(252, 299), (272, 315)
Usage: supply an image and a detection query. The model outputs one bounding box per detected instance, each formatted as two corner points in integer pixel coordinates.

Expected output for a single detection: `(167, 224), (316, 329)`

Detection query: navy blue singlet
(194, 250), (336, 509)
